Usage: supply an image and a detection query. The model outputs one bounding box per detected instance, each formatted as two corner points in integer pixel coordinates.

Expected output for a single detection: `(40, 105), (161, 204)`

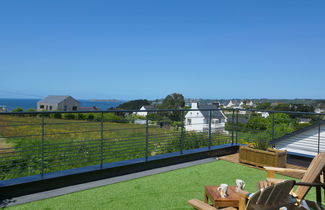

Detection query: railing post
(208, 110), (212, 150)
(145, 114), (149, 161)
(318, 120), (321, 154)
(100, 112), (104, 169)
(41, 115), (45, 179)
(231, 110), (235, 145)
(180, 110), (184, 155)
(236, 110), (239, 144)
(272, 112), (275, 141)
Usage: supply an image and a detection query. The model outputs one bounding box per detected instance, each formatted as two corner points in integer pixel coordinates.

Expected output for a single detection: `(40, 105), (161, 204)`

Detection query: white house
(226, 100), (239, 108)
(37, 96), (80, 111)
(256, 111), (270, 118)
(315, 107), (325, 114)
(185, 102), (227, 133)
(134, 105), (156, 117)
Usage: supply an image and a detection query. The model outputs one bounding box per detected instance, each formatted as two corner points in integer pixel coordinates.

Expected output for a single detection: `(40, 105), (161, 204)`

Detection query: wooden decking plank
(219, 153), (307, 179)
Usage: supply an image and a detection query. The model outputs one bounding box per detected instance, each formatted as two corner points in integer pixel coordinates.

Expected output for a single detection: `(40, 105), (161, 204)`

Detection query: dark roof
(198, 104), (226, 119)
(227, 117), (249, 124)
(38, 96), (72, 104)
(143, 105), (156, 110)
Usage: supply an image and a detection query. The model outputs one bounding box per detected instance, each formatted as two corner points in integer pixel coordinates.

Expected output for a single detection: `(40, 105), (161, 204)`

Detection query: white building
(315, 107), (325, 114)
(37, 96), (80, 111)
(134, 105), (156, 117)
(256, 111), (270, 118)
(185, 102), (227, 133)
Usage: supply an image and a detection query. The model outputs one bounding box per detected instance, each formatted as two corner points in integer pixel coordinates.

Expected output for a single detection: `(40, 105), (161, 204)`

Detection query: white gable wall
(136, 106), (148, 117)
(185, 110), (206, 132)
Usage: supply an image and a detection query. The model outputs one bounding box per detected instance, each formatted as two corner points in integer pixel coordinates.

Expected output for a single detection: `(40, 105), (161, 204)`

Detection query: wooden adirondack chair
(259, 153), (325, 204)
(188, 180), (296, 210)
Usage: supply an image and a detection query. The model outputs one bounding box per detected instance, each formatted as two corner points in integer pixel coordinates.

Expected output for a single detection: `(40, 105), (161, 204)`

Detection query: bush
(12, 107), (23, 112)
(86, 114), (95, 121)
(62, 113), (75, 120)
(75, 113), (86, 120)
(50, 112), (62, 119)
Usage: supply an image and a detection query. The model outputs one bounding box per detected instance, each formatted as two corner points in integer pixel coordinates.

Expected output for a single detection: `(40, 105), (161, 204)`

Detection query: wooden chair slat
(295, 153), (325, 200)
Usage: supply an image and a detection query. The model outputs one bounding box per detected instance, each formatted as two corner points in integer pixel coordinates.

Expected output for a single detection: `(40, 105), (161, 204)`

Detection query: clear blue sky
(1, 0), (324, 100)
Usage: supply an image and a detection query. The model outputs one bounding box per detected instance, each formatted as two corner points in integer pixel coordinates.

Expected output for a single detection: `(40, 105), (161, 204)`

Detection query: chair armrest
(236, 190), (250, 210)
(188, 199), (217, 210)
(264, 166), (307, 178)
(295, 182), (325, 187)
(266, 178), (286, 184)
(236, 189), (250, 199)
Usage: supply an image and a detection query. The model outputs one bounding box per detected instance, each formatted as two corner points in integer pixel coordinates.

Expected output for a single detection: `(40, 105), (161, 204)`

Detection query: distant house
(37, 96), (80, 111)
(134, 105), (156, 117)
(314, 107), (325, 114)
(0, 105), (7, 112)
(185, 102), (227, 133)
(256, 111), (270, 118)
(226, 100), (238, 108)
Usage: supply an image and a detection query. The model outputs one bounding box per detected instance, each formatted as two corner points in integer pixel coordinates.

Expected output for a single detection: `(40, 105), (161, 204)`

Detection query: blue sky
(0, 0), (324, 100)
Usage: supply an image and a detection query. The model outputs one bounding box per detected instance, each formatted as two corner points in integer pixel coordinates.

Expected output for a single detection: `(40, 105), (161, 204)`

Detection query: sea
(0, 98), (125, 111)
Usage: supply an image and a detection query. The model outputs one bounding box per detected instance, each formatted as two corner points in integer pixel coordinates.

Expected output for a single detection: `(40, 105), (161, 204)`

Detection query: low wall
(0, 144), (239, 200)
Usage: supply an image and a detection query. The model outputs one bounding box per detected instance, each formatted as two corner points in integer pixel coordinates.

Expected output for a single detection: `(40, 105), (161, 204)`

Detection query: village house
(256, 111), (270, 118)
(185, 102), (227, 133)
(134, 105), (156, 117)
(37, 96), (80, 111)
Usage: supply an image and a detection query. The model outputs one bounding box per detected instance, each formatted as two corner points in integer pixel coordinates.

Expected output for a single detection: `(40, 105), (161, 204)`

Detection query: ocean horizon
(0, 98), (126, 111)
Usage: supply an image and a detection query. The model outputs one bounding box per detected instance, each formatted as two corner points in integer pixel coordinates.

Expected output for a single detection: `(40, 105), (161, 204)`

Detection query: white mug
(235, 179), (246, 192)
(217, 184), (228, 198)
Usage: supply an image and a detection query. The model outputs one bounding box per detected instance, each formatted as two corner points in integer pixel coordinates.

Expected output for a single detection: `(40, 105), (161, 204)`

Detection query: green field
(7, 160), (317, 210)
(0, 115), (231, 180)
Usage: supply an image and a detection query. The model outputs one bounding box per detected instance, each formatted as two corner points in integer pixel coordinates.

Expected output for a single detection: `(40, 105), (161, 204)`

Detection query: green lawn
(8, 160), (316, 210)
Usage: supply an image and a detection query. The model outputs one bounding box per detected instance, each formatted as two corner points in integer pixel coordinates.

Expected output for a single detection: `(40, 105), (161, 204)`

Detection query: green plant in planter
(253, 133), (270, 151)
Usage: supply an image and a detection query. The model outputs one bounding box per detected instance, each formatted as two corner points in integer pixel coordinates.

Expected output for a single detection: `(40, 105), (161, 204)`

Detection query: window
(187, 119), (192, 125)
(72, 106), (78, 111)
(49, 106), (52, 110)
(40, 105), (44, 109)
(64, 106), (67, 111)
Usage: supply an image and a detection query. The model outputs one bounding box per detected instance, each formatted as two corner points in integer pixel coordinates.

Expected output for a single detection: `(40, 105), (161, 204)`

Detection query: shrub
(75, 113), (86, 120)
(12, 107), (23, 112)
(62, 113), (75, 120)
(86, 114), (95, 121)
(50, 112), (62, 119)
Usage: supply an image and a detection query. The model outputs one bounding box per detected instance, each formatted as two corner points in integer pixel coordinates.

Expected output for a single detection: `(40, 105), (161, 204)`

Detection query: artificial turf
(8, 160), (315, 210)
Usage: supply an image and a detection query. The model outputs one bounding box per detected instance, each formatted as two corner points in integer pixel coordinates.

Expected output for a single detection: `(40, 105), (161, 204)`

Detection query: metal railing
(0, 108), (324, 181)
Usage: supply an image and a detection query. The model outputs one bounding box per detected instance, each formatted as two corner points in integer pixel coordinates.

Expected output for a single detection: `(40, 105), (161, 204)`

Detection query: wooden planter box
(239, 146), (287, 167)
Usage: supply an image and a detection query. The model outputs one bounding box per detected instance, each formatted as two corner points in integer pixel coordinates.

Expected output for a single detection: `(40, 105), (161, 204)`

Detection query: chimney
(191, 102), (198, 109)
(213, 102), (220, 108)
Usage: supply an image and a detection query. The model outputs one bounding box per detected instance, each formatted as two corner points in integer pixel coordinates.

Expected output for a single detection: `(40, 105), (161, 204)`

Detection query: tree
(256, 102), (271, 110)
(12, 107), (23, 112)
(115, 99), (150, 110)
(160, 93), (185, 109)
(272, 103), (291, 111)
(159, 93), (185, 122)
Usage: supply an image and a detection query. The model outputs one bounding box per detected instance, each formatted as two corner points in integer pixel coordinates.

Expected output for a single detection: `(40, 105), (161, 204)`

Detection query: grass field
(7, 160), (316, 210)
(0, 115), (231, 180)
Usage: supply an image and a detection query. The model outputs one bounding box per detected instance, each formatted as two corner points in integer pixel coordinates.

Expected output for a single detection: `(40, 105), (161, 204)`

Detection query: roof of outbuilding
(143, 105), (156, 110)
(38, 96), (74, 104)
(197, 104), (226, 119)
